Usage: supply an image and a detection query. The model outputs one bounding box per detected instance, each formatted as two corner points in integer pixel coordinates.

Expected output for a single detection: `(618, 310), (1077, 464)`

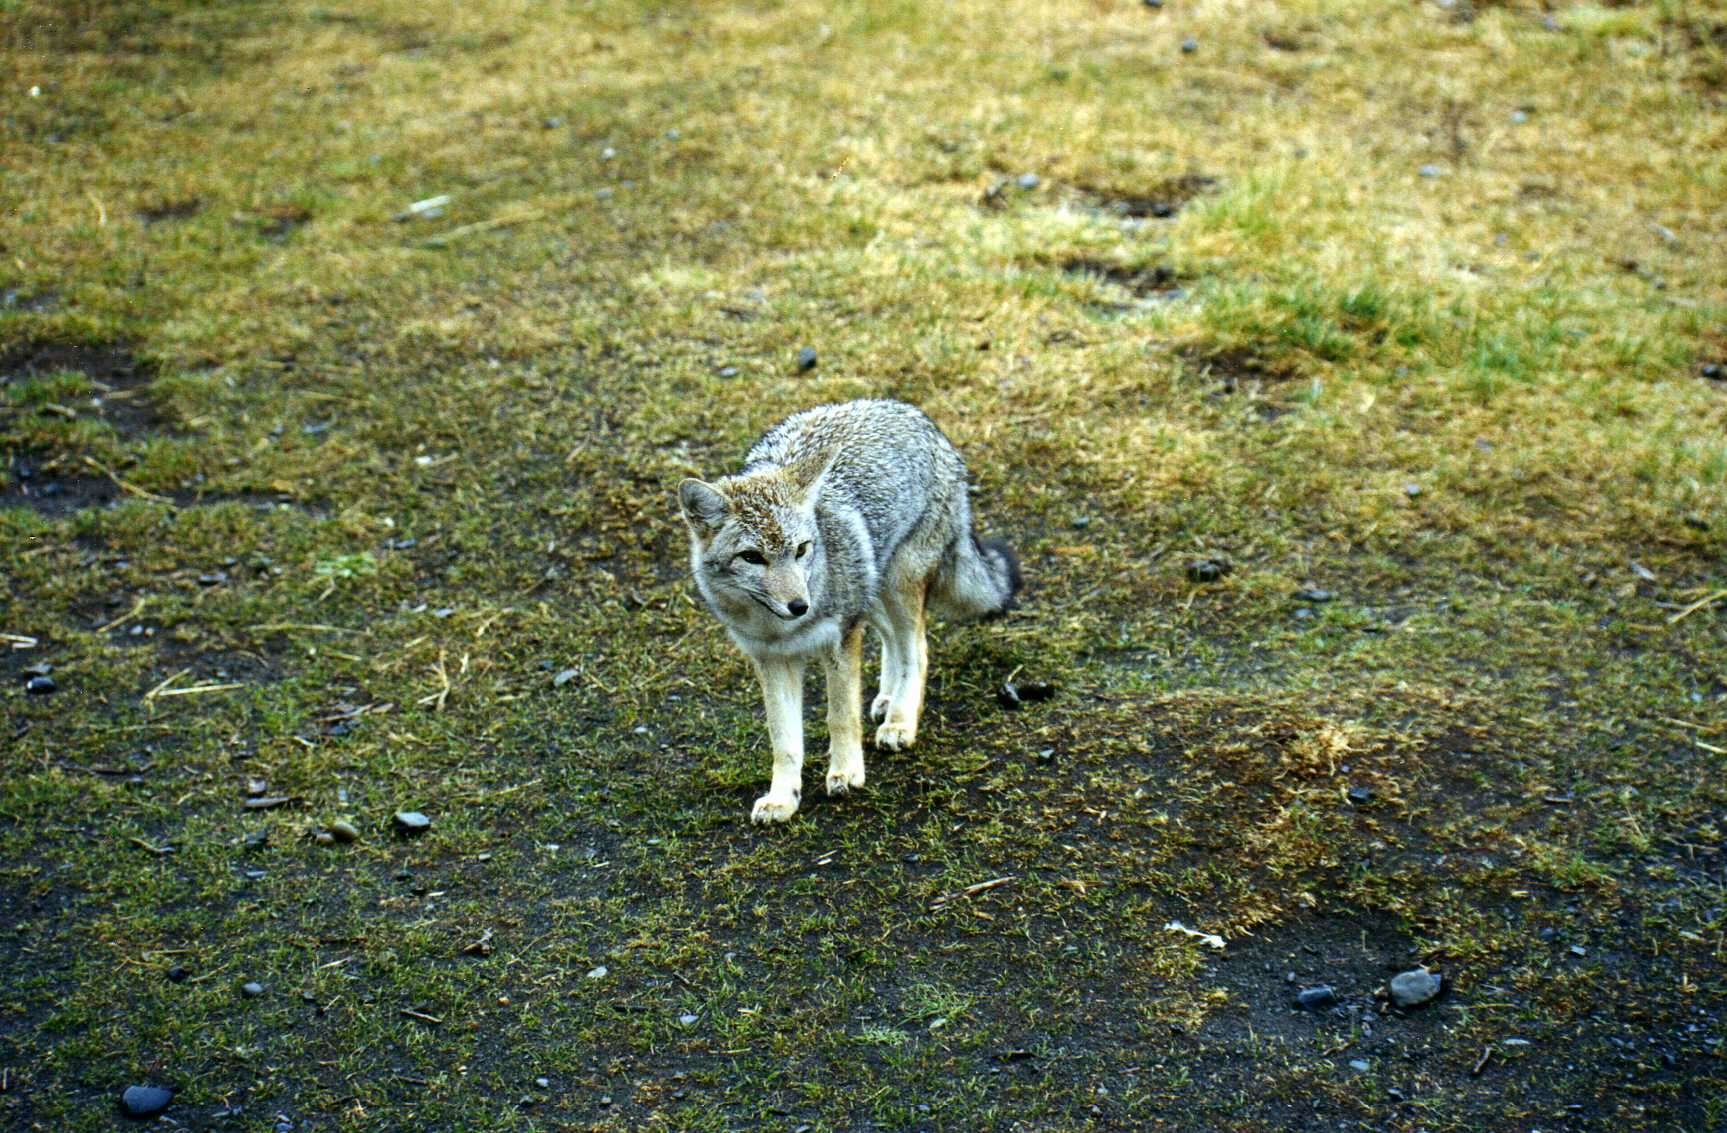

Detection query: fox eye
(737, 550), (767, 566)
(795, 541), (811, 559)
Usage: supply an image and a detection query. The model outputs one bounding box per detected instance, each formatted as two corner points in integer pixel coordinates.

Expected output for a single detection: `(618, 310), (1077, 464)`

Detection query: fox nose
(787, 599), (809, 617)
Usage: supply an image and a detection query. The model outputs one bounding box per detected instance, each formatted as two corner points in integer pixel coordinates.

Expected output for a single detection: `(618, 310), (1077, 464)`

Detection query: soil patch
(1078, 173), (1218, 219)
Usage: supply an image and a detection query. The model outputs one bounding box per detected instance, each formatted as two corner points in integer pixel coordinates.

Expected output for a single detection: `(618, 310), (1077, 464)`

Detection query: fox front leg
(823, 622), (867, 796)
(751, 655), (805, 823)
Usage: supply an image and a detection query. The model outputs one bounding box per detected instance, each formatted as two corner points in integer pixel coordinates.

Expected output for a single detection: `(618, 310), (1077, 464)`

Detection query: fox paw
(870, 692), (892, 722)
(874, 722), (916, 751)
(750, 791), (800, 824)
(825, 764), (866, 796)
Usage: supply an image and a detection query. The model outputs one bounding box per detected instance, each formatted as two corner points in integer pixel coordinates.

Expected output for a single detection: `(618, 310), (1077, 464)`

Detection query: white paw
(870, 692), (891, 722)
(874, 722), (916, 751)
(825, 763), (866, 796)
(750, 792), (800, 824)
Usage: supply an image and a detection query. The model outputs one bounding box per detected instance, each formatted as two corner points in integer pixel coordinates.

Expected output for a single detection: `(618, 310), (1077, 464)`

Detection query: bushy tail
(930, 533), (1022, 621)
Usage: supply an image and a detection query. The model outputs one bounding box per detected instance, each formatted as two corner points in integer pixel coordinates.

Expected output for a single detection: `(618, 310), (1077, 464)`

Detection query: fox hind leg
(823, 622), (867, 795)
(870, 636), (898, 723)
(873, 578), (928, 752)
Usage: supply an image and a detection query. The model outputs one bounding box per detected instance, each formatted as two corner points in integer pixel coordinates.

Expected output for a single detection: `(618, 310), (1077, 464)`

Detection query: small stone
(393, 811), (431, 835)
(1569, 943), (1587, 957)
(1016, 172), (1040, 190)
(1296, 985), (1337, 1010)
(197, 571), (227, 587)
(166, 965), (189, 983)
(1388, 968), (1442, 1008)
(1143, 0), (1163, 6)
(314, 831), (335, 846)
(1180, 36), (1198, 53)
(717, 365), (739, 378)
(595, 187), (613, 201)
(241, 981), (265, 998)
(1070, 515), (1091, 529)
(664, 128), (681, 141)
(553, 667), (579, 687)
(679, 1012), (699, 1026)
(24, 674), (55, 695)
(1294, 607), (1315, 620)
(1035, 747), (1056, 766)
(1186, 558), (1231, 583)
(22, 661), (51, 677)
(1349, 1059), (1370, 1072)
(1418, 164), (1443, 178)
(1510, 109), (1528, 124)
(1346, 785), (1373, 805)
(796, 346), (818, 372)
(329, 820), (360, 843)
(120, 1085), (173, 1119)
(598, 1095), (613, 1107)
(1293, 587), (1333, 603)
(587, 965), (608, 979)
(534, 1077), (550, 1089)
(245, 777), (268, 797)
(1701, 362), (1723, 381)
(542, 116), (563, 129)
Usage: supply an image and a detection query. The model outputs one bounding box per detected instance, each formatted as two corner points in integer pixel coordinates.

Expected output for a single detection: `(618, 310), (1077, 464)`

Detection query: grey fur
(676, 399), (1020, 823)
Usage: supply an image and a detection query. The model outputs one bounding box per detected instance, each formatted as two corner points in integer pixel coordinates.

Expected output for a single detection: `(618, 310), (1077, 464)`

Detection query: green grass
(3, 0), (1725, 1129)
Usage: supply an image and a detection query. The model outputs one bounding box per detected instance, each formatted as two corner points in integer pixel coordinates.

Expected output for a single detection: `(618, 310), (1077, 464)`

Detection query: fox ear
(785, 451), (837, 502)
(677, 478), (728, 528)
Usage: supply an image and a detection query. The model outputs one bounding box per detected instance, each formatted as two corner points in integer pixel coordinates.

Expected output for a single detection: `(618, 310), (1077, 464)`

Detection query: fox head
(678, 452), (830, 624)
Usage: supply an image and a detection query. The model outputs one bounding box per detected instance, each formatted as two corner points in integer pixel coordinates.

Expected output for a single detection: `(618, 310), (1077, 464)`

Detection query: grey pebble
(242, 981), (265, 998)
(1296, 985), (1337, 1010)
(1180, 36), (1198, 53)
(796, 346), (818, 372)
(535, 1077), (550, 1089)
(393, 811), (431, 834)
(329, 819), (360, 843)
(1347, 785), (1373, 805)
(1418, 164), (1443, 179)
(120, 1085), (173, 1119)
(1017, 172), (1040, 190)
(1389, 968), (1442, 1008)
(1294, 587), (1333, 603)
(1349, 1059), (1370, 1072)
(553, 667), (580, 687)
(679, 1012), (699, 1025)
(24, 674), (55, 695)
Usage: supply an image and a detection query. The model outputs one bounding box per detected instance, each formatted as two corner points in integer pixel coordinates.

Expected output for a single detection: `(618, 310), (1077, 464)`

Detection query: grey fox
(677, 399), (1021, 823)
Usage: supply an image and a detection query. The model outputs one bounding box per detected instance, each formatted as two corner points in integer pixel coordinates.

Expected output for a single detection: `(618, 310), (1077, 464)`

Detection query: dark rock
(796, 346), (818, 372)
(1389, 968), (1442, 1008)
(166, 965), (189, 983)
(24, 674), (56, 695)
(1180, 36), (1198, 53)
(1346, 785), (1373, 805)
(1186, 558), (1231, 583)
(1143, 0), (1163, 6)
(1293, 587), (1333, 603)
(1296, 985), (1338, 1010)
(1702, 362), (1723, 381)
(121, 1085), (173, 1119)
(241, 981), (265, 998)
(997, 680), (1054, 709)
(394, 810), (431, 834)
